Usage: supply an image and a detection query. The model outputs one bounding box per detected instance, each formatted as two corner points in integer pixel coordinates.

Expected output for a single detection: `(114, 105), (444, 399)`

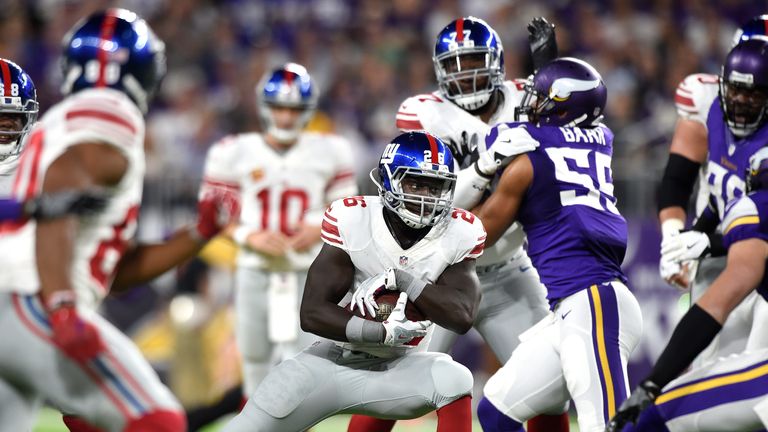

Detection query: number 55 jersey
(507, 122), (628, 304)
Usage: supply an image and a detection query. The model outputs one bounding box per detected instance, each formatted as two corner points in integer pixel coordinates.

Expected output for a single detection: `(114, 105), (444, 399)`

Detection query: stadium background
(5, 0), (766, 430)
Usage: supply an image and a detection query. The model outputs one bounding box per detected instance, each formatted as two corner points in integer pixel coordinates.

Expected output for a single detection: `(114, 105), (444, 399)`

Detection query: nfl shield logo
(399, 256), (408, 266)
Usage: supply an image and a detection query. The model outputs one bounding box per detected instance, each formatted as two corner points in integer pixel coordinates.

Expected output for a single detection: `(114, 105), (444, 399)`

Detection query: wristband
(345, 315), (385, 343)
(232, 226), (251, 246)
(661, 219), (684, 237)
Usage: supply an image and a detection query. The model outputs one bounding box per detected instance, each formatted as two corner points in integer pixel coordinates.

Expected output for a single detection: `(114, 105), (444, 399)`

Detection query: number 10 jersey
(202, 131), (357, 271)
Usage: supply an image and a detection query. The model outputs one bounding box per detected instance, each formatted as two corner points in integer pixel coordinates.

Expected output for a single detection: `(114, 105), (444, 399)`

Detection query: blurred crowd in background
(4, 0), (764, 215)
(4, 0), (767, 417)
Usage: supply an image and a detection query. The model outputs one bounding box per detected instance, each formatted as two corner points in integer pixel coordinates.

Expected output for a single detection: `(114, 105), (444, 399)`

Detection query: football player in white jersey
(658, 16), (768, 365)
(0, 59), (113, 224)
(200, 62), (357, 402)
(0, 9), (235, 431)
(352, 16), (569, 432)
(223, 131), (484, 432)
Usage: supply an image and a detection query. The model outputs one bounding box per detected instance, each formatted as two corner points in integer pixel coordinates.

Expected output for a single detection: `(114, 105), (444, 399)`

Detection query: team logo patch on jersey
(399, 256), (409, 266)
(250, 169), (264, 181)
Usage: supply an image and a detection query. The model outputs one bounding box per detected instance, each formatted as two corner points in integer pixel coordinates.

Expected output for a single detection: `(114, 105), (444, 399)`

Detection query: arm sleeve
(657, 153), (701, 212)
(320, 201), (348, 251)
(647, 304), (722, 388)
(723, 196), (767, 248)
(452, 210), (487, 262)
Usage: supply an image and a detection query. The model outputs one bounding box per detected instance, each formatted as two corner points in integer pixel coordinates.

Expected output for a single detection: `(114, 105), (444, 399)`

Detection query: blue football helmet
(60, 8), (166, 113)
(257, 63), (317, 143)
(371, 132), (456, 228)
(516, 57), (607, 128)
(732, 14), (768, 47)
(747, 146), (768, 193)
(0, 58), (38, 160)
(433, 17), (504, 111)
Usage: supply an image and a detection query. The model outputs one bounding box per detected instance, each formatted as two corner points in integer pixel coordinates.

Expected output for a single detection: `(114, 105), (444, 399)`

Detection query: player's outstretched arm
(299, 243), (360, 341)
(111, 189), (236, 292)
(397, 258), (481, 334)
(474, 154), (533, 246)
(609, 238), (768, 430)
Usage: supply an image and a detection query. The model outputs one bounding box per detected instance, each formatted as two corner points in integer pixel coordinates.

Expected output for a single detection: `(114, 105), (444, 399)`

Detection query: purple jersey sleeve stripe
(0, 198), (24, 221)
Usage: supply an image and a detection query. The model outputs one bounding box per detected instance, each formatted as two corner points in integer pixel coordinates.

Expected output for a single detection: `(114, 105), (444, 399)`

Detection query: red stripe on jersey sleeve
(203, 177), (241, 190)
(469, 242), (485, 256)
(324, 211), (338, 223)
(674, 93), (695, 108)
(66, 109), (137, 135)
(321, 219), (340, 237)
(321, 233), (343, 245)
(396, 118), (424, 131)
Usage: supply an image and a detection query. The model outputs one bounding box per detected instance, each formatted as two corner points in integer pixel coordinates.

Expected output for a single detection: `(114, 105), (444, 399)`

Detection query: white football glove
(659, 219), (684, 288)
(475, 124), (540, 176)
(661, 230), (711, 263)
(382, 293), (432, 346)
(349, 268), (396, 317)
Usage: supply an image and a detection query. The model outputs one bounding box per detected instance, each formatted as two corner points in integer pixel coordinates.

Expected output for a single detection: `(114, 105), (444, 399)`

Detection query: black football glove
(527, 17), (558, 70)
(25, 189), (109, 219)
(447, 131), (478, 167)
(606, 380), (661, 432)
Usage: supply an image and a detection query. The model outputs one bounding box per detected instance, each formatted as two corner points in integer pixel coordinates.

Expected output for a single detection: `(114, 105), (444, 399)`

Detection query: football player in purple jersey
(658, 15), (768, 367)
(608, 147), (768, 432)
(453, 57), (642, 432)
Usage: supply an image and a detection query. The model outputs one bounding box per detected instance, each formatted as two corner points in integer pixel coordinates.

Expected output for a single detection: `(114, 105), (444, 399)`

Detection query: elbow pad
(657, 153), (701, 212)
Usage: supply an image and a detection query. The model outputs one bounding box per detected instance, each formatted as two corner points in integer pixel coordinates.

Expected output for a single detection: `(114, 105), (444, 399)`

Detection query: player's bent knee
(431, 357), (473, 407)
(124, 410), (186, 432)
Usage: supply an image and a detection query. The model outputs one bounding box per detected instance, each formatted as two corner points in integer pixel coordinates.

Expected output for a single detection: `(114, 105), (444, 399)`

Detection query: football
(353, 291), (427, 322)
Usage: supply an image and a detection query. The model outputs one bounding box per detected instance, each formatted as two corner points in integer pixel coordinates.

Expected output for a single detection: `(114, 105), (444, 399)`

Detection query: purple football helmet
(747, 146), (768, 192)
(515, 57), (607, 128)
(732, 14), (768, 47)
(719, 39), (768, 137)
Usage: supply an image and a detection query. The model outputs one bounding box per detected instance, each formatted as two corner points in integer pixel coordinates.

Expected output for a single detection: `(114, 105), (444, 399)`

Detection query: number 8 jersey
(0, 88), (145, 309)
(503, 122), (628, 303)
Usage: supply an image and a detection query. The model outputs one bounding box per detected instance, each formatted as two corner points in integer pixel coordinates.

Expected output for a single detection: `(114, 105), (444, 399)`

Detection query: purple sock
(477, 397), (524, 432)
(0, 198), (23, 222)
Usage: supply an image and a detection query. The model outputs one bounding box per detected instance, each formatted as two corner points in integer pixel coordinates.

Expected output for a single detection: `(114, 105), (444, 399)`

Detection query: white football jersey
(320, 196), (486, 357)
(202, 131), (357, 271)
(0, 154), (20, 195)
(0, 88), (145, 309)
(674, 73), (720, 216)
(395, 80), (527, 266)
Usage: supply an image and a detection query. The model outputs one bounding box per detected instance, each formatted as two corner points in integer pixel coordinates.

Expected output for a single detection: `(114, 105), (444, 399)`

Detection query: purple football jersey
(723, 190), (768, 302)
(705, 100), (768, 219)
(502, 122), (628, 304)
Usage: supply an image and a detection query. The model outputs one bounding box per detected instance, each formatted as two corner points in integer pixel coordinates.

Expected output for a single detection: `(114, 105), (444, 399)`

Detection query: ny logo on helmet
(381, 143), (400, 163)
